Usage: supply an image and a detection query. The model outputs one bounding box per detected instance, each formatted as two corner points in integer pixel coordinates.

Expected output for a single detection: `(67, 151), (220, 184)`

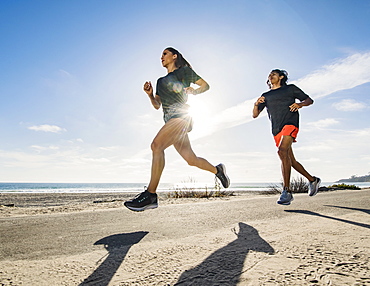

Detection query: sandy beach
(0, 189), (369, 285)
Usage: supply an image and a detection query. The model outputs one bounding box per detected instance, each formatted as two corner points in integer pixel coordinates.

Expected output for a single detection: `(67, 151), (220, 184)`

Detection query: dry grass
(166, 178), (234, 198)
(268, 177), (309, 193)
(166, 189), (235, 198)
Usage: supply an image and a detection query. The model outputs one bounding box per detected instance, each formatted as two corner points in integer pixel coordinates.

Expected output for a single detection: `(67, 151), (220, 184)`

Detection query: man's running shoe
(277, 189), (294, 205)
(308, 176), (321, 197)
(215, 163), (230, 188)
(124, 190), (158, 212)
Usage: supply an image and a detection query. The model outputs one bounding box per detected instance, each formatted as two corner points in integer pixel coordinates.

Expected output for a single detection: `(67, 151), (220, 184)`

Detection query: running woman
(253, 69), (321, 205)
(124, 47), (230, 211)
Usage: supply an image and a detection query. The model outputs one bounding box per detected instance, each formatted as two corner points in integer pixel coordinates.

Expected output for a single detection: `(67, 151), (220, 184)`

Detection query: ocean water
(0, 182), (269, 193)
(0, 181), (369, 194)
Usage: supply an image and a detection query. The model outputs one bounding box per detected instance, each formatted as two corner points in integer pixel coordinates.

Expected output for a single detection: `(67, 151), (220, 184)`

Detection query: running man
(253, 69), (321, 205)
(124, 47), (230, 212)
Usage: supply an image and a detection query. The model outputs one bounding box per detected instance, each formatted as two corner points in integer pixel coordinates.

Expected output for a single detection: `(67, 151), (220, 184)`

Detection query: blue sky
(1, 0), (370, 184)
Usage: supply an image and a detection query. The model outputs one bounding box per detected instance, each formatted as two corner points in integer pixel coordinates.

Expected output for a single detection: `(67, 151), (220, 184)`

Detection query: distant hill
(336, 174), (370, 182)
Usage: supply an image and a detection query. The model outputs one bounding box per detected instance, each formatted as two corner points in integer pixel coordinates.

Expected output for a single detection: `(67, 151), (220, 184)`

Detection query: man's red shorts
(274, 125), (299, 147)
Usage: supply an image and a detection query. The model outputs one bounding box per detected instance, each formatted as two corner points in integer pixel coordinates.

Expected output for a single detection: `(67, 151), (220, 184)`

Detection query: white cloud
(332, 99), (367, 111)
(31, 145), (60, 152)
(80, 157), (111, 163)
(191, 52), (370, 140)
(350, 128), (370, 137)
(28, 124), (67, 133)
(99, 146), (121, 151)
(307, 118), (340, 129)
(58, 69), (72, 78)
(293, 52), (370, 98)
(190, 99), (261, 140)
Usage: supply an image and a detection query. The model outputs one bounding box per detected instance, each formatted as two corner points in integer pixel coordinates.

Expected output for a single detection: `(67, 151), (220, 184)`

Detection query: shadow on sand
(324, 205), (370, 215)
(79, 231), (148, 286)
(175, 222), (274, 285)
(285, 209), (370, 229)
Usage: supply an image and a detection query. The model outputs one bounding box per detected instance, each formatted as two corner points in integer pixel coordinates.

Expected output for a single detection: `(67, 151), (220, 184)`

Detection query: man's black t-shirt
(156, 66), (201, 122)
(258, 84), (311, 136)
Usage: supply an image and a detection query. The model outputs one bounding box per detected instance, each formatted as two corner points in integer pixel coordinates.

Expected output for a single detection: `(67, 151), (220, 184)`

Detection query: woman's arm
(184, 78), (210, 95)
(289, 97), (313, 112)
(253, 96), (265, 118)
(143, 81), (161, 109)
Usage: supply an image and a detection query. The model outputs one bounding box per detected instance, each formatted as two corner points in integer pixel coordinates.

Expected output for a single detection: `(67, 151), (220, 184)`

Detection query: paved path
(1, 189), (369, 261)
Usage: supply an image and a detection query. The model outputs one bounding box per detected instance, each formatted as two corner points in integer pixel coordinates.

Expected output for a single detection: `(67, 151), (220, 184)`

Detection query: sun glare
(187, 96), (208, 121)
(187, 95), (212, 138)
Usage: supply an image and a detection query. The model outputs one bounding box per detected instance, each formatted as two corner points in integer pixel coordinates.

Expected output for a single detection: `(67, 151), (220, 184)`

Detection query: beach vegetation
(267, 177), (309, 193)
(268, 178), (361, 193)
(166, 177), (234, 198)
(327, 183), (361, 190)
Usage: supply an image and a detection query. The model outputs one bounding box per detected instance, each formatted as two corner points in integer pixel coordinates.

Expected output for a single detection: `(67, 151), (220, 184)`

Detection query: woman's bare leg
(277, 136), (293, 190)
(174, 133), (217, 174)
(147, 118), (195, 193)
(288, 147), (314, 182)
(278, 136), (315, 190)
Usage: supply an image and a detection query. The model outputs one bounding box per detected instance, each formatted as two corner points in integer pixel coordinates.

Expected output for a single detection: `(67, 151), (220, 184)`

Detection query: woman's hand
(144, 81), (161, 109)
(184, 87), (196, 95)
(143, 81), (153, 96)
(290, 97), (313, 112)
(186, 78), (209, 95)
(253, 96), (265, 118)
(255, 96), (265, 106)
(289, 102), (302, 112)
